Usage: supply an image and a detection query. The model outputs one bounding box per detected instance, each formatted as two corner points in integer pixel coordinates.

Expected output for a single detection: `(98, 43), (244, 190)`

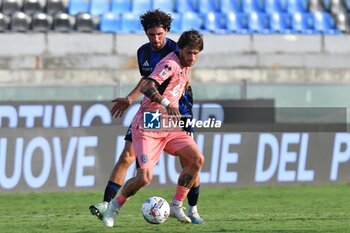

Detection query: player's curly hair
(140, 9), (172, 32)
(177, 29), (204, 51)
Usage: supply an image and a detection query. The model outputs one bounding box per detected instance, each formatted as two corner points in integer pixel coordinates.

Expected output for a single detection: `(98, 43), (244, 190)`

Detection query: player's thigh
(176, 143), (204, 165)
(132, 129), (166, 169)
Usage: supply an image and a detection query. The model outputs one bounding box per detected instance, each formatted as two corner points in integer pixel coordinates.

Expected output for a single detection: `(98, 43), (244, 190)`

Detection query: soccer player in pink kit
(103, 29), (204, 227)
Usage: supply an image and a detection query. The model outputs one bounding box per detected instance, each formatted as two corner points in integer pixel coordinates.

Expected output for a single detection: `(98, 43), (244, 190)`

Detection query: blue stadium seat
(175, 0), (197, 12)
(322, 0), (331, 12)
(198, 0), (219, 14)
(248, 12), (271, 33)
(68, 0), (90, 15)
(345, 0), (350, 11)
(111, 0), (131, 14)
(121, 12), (143, 33)
(242, 0), (264, 13)
(313, 12), (340, 34)
(170, 12), (182, 32)
(220, 0), (242, 13)
(132, 0), (152, 14)
(286, 0), (309, 13)
(203, 12), (227, 33)
(291, 12), (315, 33)
(152, 0), (174, 13)
(265, 0), (288, 13)
(90, 0), (110, 15)
(181, 11), (202, 30)
(270, 12), (293, 33)
(225, 12), (250, 34)
(100, 12), (122, 33)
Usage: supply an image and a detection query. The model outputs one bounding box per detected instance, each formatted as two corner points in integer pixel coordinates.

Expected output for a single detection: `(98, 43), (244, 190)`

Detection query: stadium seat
(333, 12), (350, 33)
(181, 11), (202, 30)
(152, 0), (174, 13)
(111, 0), (131, 14)
(99, 12), (122, 33)
(132, 0), (151, 14)
(170, 12), (181, 32)
(264, 0), (288, 13)
(225, 12), (250, 34)
(345, 0), (350, 11)
(203, 12), (227, 33)
(175, 0), (197, 13)
(248, 12), (271, 33)
(11, 11), (31, 31)
(1, 0), (21, 15)
(330, 0), (347, 15)
(312, 11), (340, 34)
(68, 0), (90, 15)
(270, 12), (293, 33)
(23, 0), (43, 15)
(291, 12), (315, 34)
(220, 0), (242, 13)
(308, 0), (325, 12)
(53, 12), (75, 32)
(121, 12), (142, 33)
(32, 12), (53, 32)
(76, 12), (96, 32)
(90, 0), (110, 15)
(286, 0), (308, 13)
(46, 0), (67, 15)
(322, 0), (331, 11)
(242, 0), (264, 13)
(0, 12), (10, 31)
(198, 0), (219, 14)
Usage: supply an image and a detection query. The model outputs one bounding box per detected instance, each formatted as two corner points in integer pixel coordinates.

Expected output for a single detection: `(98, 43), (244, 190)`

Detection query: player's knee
(193, 153), (204, 170)
(119, 148), (136, 166)
(136, 173), (152, 187)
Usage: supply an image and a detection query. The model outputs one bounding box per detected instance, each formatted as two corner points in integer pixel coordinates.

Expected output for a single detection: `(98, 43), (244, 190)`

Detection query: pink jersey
(132, 52), (191, 129)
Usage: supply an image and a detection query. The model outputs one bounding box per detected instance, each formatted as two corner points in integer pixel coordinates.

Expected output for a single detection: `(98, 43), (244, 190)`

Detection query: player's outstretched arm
(110, 77), (148, 118)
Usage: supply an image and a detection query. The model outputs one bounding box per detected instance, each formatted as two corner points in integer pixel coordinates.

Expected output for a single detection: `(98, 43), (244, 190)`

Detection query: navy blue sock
(187, 185), (200, 206)
(103, 181), (121, 203)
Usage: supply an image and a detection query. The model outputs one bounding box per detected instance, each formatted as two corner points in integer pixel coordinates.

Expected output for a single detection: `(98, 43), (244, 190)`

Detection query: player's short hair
(177, 29), (204, 51)
(140, 9), (172, 32)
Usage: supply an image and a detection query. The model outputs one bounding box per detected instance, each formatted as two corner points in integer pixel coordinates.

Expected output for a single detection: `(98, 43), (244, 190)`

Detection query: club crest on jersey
(159, 64), (172, 78)
(141, 154), (148, 163)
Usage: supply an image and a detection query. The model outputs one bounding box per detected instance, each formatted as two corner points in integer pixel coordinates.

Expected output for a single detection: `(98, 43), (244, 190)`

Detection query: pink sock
(173, 185), (190, 202)
(116, 193), (128, 207)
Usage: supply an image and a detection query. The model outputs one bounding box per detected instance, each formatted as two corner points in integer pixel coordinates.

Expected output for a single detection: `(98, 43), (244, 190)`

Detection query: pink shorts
(131, 128), (196, 169)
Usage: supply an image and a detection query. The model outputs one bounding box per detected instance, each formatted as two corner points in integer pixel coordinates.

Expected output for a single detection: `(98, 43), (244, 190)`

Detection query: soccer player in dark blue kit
(89, 9), (204, 224)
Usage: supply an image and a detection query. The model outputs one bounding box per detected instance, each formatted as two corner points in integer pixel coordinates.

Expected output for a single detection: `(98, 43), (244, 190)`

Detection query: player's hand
(165, 104), (181, 123)
(110, 97), (132, 118)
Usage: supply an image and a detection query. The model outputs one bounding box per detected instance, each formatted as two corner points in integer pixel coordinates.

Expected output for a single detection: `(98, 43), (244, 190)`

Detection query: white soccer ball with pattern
(141, 196), (170, 224)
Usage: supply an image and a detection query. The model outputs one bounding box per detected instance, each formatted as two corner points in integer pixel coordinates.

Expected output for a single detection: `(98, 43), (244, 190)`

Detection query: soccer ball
(141, 196), (170, 224)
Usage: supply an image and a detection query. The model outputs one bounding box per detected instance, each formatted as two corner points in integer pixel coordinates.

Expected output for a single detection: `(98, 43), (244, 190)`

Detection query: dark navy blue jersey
(137, 38), (178, 77)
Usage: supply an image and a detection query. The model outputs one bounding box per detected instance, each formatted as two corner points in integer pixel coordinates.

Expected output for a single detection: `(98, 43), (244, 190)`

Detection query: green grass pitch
(0, 185), (349, 233)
